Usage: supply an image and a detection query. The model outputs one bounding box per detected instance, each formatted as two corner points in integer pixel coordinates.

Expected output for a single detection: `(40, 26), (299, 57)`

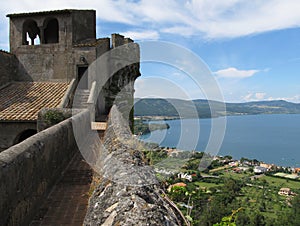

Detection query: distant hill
(134, 98), (300, 118)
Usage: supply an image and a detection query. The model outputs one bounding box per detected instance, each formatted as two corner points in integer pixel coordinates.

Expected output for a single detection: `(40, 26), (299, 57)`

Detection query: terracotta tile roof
(0, 82), (68, 121)
(172, 182), (187, 187)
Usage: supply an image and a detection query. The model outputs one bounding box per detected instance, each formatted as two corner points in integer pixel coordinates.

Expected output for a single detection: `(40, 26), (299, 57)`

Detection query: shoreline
(153, 146), (300, 177)
(135, 112), (300, 121)
(137, 114), (300, 168)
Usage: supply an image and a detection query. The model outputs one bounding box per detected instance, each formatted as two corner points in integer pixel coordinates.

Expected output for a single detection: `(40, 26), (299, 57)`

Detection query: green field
(155, 157), (189, 171)
(258, 175), (300, 191)
(194, 181), (221, 189)
(221, 171), (251, 180)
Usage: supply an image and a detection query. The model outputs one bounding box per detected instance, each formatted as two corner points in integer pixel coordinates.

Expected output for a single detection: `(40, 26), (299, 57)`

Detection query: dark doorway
(77, 66), (88, 89)
(15, 129), (37, 144)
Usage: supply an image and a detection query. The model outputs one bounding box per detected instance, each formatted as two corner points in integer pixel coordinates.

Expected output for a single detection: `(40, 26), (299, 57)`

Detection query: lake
(139, 114), (300, 167)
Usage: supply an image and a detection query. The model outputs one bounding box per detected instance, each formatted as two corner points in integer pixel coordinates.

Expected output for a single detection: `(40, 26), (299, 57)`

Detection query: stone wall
(72, 11), (96, 44)
(0, 105), (183, 226)
(0, 51), (18, 87)
(83, 106), (182, 226)
(0, 121), (36, 151)
(0, 109), (89, 226)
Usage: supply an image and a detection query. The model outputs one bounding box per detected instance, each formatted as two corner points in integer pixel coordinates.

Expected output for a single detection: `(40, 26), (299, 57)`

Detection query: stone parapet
(83, 106), (182, 225)
(0, 109), (89, 226)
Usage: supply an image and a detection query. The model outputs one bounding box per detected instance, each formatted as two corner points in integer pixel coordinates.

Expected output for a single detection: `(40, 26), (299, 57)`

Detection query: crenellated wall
(0, 109), (90, 226)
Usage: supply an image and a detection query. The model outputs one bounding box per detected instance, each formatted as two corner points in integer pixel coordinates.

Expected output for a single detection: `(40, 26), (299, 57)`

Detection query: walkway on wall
(29, 152), (94, 226)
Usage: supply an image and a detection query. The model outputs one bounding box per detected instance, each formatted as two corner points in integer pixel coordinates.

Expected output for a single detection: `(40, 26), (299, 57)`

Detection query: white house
(254, 166), (268, 174)
(178, 173), (192, 182)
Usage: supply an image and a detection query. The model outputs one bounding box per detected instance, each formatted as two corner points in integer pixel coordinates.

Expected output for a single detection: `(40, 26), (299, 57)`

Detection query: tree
(224, 155), (233, 160)
(214, 208), (243, 226)
(286, 195), (300, 225)
(250, 211), (265, 226)
(235, 210), (250, 225)
(224, 179), (241, 193)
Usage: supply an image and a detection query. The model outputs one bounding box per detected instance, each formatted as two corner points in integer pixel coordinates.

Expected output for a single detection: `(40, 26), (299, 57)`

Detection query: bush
(44, 110), (65, 125)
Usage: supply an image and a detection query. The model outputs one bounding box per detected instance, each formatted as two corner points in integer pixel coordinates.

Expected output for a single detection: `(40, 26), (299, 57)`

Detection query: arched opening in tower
(44, 18), (59, 44)
(22, 19), (40, 45)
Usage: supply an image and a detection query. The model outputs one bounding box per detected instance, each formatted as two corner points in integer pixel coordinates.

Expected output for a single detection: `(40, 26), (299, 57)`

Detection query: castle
(0, 9), (140, 151)
(0, 9), (181, 226)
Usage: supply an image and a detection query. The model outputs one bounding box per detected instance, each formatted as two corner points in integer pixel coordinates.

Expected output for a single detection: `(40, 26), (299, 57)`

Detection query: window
(22, 19), (40, 45)
(43, 18), (59, 44)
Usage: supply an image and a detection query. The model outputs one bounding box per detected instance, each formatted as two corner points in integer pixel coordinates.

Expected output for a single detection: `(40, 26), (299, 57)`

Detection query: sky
(1, 1), (300, 102)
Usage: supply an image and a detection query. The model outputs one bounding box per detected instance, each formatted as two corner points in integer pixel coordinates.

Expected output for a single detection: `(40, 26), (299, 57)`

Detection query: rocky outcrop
(83, 106), (183, 225)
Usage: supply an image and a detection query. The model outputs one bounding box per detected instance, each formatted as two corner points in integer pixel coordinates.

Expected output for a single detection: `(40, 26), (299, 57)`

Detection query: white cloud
(121, 30), (159, 41)
(180, 0), (300, 38)
(268, 95), (300, 103)
(243, 93), (253, 102)
(255, 92), (266, 100)
(172, 72), (185, 80)
(242, 92), (266, 102)
(241, 92), (300, 103)
(2, 1), (300, 40)
(0, 0), (137, 24)
(215, 67), (259, 79)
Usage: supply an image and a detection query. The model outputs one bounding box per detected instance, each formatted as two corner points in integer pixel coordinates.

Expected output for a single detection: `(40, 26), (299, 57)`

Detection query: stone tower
(7, 10), (97, 82)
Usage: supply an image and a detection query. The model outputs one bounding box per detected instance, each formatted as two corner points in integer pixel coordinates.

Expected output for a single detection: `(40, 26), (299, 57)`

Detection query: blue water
(140, 114), (300, 167)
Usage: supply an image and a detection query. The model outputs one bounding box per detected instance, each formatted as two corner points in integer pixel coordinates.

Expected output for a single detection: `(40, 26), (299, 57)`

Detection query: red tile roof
(0, 82), (68, 121)
(172, 182), (187, 187)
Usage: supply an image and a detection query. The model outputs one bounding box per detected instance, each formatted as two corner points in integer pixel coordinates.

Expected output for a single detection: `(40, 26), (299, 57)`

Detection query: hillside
(134, 98), (300, 118)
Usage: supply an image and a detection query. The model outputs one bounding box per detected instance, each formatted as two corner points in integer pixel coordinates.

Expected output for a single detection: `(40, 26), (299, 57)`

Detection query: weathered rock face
(84, 106), (182, 225)
(84, 178), (181, 226)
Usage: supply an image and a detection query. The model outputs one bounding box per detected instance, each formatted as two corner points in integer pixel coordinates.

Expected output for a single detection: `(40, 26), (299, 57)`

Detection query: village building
(278, 187), (292, 196)
(178, 172), (193, 182)
(254, 166), (268, 174)
(293, 167), (300, 174)
(168, 182), (187, 192)
(228, 161), (239, 167)
(260, 163), (274, 170)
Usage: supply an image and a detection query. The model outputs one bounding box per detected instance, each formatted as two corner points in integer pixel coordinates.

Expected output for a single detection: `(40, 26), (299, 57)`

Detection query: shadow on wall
(0, 51), (32, 86)
(13, 129), (37, 144)
(14, 58), (33, 82)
